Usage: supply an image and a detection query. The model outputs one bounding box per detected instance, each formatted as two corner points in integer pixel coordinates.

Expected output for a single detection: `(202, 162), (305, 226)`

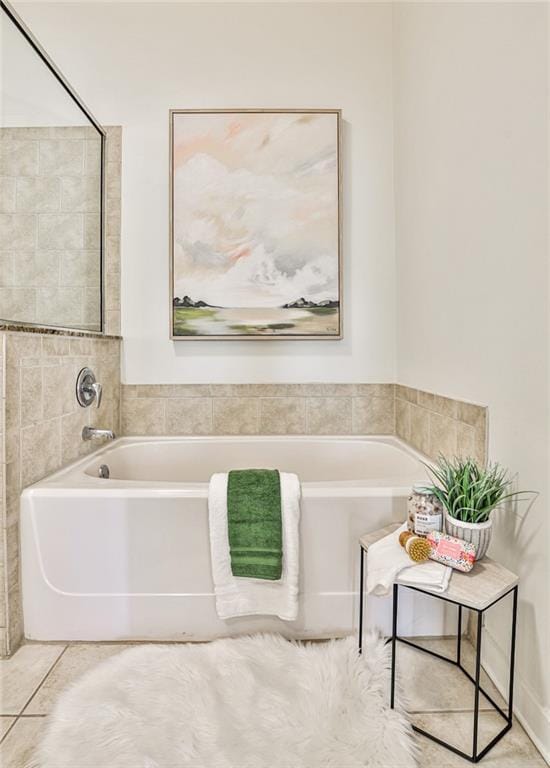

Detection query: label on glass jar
(414, 511), (442, 536)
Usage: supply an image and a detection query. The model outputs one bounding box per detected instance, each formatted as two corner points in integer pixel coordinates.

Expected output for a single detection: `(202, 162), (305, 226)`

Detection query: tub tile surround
(0, 127), (123, 656)
(121, 383), (397, 437)
(0, 332), (121, 655)
(120, 383), (487, 463)
(395, 385), (487, 466)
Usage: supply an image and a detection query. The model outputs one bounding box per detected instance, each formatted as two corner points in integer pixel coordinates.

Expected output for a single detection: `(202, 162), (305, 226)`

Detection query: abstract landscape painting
(170, 110), (341, 339)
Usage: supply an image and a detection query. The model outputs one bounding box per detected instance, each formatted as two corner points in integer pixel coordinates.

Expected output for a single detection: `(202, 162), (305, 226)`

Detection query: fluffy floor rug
(34, 634), (417, 768)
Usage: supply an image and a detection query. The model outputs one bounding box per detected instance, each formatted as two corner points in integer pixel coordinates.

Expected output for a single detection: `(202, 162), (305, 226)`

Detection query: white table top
(360, 524), (518, 611)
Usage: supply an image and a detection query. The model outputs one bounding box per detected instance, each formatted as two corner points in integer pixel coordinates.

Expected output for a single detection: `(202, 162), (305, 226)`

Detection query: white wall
(1, 9), (91, 128)
(15, 1), (396, 384)
(393, 2), (549, 758)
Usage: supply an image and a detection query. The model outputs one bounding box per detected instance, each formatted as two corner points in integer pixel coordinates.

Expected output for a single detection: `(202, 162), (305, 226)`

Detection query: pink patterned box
(427, 531), (476, 572)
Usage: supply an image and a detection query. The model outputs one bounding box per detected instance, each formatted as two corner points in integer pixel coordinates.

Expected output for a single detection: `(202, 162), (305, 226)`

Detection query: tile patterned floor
(0, 638), (546, 767)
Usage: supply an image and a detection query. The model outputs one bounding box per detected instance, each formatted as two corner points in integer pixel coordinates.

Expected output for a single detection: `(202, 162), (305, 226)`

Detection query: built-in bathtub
(21, 436), (449, 642)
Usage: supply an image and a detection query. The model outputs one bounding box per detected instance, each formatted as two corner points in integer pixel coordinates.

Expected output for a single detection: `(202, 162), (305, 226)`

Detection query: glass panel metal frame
(0, 0), (106, 333)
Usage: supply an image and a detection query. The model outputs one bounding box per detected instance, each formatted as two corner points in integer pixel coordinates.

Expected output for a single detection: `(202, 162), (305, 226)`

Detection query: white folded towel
(366, 523), (452, 597)
(208, 472), (301, 621)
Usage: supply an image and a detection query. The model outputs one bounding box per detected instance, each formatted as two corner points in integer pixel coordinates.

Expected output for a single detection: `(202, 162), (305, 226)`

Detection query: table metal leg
(474, 586), (517, 761)
(400, 585), (517, 763)
(508, 586), (518, 725)
(390, 583), (398, 709)
(457, 604), (462, 666)
(358, 546), (364, 655)
(472, 610), (483, 761)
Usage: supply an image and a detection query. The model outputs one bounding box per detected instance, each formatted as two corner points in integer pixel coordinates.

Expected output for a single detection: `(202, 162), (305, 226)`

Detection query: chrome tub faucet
(82, 426), (116, 441)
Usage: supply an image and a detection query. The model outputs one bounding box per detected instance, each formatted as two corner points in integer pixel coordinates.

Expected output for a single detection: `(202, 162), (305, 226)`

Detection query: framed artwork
(169, 109), (341, 340)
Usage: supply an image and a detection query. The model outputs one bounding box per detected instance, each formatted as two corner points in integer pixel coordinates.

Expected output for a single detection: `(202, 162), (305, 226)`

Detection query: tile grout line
(0, 644), (69, 745)
(21, 644), (70, 714)
(0, 716), (18, 745)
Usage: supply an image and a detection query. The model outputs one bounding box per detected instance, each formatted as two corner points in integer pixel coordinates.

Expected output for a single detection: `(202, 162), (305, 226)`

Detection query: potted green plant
(423, 456), (526, 560)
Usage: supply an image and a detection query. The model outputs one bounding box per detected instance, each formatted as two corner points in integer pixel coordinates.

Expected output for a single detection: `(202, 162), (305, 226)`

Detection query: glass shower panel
(0, 2), (103, 331)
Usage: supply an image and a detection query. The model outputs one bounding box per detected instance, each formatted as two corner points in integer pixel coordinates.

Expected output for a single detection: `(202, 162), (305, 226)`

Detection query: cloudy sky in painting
(172, 112), (339, 308)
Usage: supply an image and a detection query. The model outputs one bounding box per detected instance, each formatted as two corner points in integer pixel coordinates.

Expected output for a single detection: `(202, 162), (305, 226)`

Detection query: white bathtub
(21, 436), (446, 642)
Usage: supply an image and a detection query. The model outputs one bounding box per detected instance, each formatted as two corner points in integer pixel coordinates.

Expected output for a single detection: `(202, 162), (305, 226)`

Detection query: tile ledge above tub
(0, 323), (122, 340)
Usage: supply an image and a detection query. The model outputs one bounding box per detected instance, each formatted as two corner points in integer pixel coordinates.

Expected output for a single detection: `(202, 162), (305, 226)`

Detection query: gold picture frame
(169, 108), (342, 340)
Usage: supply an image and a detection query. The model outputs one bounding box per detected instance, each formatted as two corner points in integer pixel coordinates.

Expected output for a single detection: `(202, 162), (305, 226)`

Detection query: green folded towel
(227, 469), (282, 581)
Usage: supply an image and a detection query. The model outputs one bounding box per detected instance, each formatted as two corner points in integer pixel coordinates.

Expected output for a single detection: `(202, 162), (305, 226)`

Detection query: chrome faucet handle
(91, 381), (103, 408)
(76, 368), (103, 409)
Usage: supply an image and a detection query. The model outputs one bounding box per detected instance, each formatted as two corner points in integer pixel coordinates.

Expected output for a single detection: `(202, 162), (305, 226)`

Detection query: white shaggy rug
(34, 634), (417, 768)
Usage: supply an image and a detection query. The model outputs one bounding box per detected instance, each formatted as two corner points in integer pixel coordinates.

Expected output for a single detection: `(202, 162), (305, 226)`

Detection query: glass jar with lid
(407, 485), (444, 536)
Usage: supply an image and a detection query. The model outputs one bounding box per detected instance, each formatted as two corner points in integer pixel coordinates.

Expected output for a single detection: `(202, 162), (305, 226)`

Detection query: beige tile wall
(0, 127), (100, 329)
(0, 332), (121, 657)
(0, 126), (121, 337)
(121, 382), (487, 466)
(0, 128), (122, 656)
(103, 127), (121, 337)
(121, 383), (396, 436)
(395, 384), (487, 465)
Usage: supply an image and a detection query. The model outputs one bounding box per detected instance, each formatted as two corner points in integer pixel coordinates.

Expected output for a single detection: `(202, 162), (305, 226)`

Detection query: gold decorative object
(407, 537), (431, 563)
(399, 530), (431, 562)
(399, 531), (412, 548)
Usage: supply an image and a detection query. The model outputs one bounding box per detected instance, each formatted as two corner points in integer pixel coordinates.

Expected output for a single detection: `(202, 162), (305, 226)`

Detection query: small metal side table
(358, 524), (519, 764)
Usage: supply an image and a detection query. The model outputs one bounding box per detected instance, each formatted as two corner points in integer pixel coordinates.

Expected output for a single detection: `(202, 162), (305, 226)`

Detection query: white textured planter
(445, 513), (493, 560)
